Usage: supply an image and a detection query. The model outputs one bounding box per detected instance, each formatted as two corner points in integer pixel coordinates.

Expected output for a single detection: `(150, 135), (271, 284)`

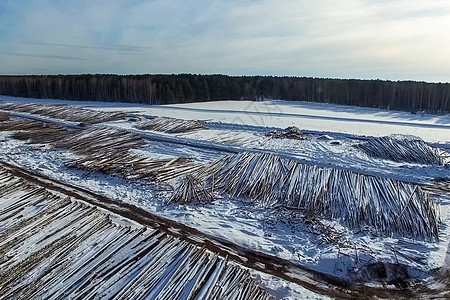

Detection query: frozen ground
(0, 95), (449, 298)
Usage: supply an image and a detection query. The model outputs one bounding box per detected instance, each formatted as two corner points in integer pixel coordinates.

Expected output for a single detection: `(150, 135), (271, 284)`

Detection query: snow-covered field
(0, 95), (449, 299)
(2, 95), (449, 143)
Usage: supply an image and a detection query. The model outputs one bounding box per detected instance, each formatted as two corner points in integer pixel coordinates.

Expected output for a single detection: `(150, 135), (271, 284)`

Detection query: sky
(0, 0), (449, 82)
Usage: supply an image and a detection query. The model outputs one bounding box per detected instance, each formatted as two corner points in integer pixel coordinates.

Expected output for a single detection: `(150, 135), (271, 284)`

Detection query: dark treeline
(0, 74), (449, 113)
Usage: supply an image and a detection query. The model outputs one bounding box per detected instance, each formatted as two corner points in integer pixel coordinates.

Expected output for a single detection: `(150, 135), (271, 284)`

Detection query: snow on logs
(55, 128), (202, 181)
(356, 135), (450, 165)
(136, 116), (205, 134)
(195, 152), (441, 240)
(0, 110), (442, 240)
(0, 167), (271, 299)
(0, 118), (202, 182)
(168, 175), (215, 204)
(0, 102), (126, 125)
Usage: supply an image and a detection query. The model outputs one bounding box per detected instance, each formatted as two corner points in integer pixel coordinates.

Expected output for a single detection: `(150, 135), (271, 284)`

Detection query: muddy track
(1, 160), (446, 299)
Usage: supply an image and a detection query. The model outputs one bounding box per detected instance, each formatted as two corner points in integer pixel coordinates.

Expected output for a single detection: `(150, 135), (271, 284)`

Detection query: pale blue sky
(1, 0), (449, 82)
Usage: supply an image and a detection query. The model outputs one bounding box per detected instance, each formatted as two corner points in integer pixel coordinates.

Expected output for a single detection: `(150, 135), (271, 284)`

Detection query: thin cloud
(0, 0), (449, 82)
(25, 42), (151, 55)
(0, 52), (85, 61)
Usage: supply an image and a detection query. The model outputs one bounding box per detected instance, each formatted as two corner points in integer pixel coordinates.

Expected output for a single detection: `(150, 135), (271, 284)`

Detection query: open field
(1, 95), (449, 143)
(0, 95), (449, 299)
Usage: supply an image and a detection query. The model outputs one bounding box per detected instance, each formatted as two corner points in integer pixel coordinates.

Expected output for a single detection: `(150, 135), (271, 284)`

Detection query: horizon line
(0, 73), (448, 85)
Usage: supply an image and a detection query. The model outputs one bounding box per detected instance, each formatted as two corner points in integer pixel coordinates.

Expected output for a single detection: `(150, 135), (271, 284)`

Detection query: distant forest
(0, 74), (449, 113)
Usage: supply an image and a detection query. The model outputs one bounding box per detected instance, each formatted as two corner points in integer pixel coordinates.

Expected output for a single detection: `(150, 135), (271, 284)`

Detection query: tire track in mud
(1, 160), (446, 300)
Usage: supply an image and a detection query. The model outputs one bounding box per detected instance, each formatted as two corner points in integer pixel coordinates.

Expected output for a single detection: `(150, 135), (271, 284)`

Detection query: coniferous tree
(0, 74), (448, 113)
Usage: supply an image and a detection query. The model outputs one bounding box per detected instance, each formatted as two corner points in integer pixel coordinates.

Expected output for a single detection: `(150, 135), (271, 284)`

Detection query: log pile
(195, 152), (440, 240)
(0, 166), (272, 300)
(0, 119), (59, 132)
(72, 155), (202, 182)
(53, 127), (146, 154)
(0, 118), (201, 182)
(136, 116), (205, 133)
(356, 135), (450, 165)
(266, 126), (306, 140)
(52, 127), (202, 181)
(0, 112), (9, 122)
(0, 102), (126, 125)
(168, 175), (214, 204)
(0, 120), (70, 145)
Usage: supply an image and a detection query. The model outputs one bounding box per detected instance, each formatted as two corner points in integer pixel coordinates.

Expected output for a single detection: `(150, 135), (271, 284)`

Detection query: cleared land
(0, 96), (449, 299)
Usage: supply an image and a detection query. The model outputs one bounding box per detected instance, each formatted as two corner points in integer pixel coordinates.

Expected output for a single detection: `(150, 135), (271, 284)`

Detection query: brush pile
(266, 126), (306, 140)
(136, 116), (205, 133)
(356, 135), (449, 165)
(168, 175), (214, 204)
(195, 152), (440, 240)
(0, 102), (125, 125)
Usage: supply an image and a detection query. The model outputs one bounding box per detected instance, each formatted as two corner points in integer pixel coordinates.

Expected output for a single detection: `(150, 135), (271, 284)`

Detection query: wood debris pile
(168, 175), (214, 204)
(136, 116), (205, 133)
(196, 152), (440, 240)
(0, 102), (126, 125)
(266, 126), (306, 140)
(356, 135), (449, 165)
